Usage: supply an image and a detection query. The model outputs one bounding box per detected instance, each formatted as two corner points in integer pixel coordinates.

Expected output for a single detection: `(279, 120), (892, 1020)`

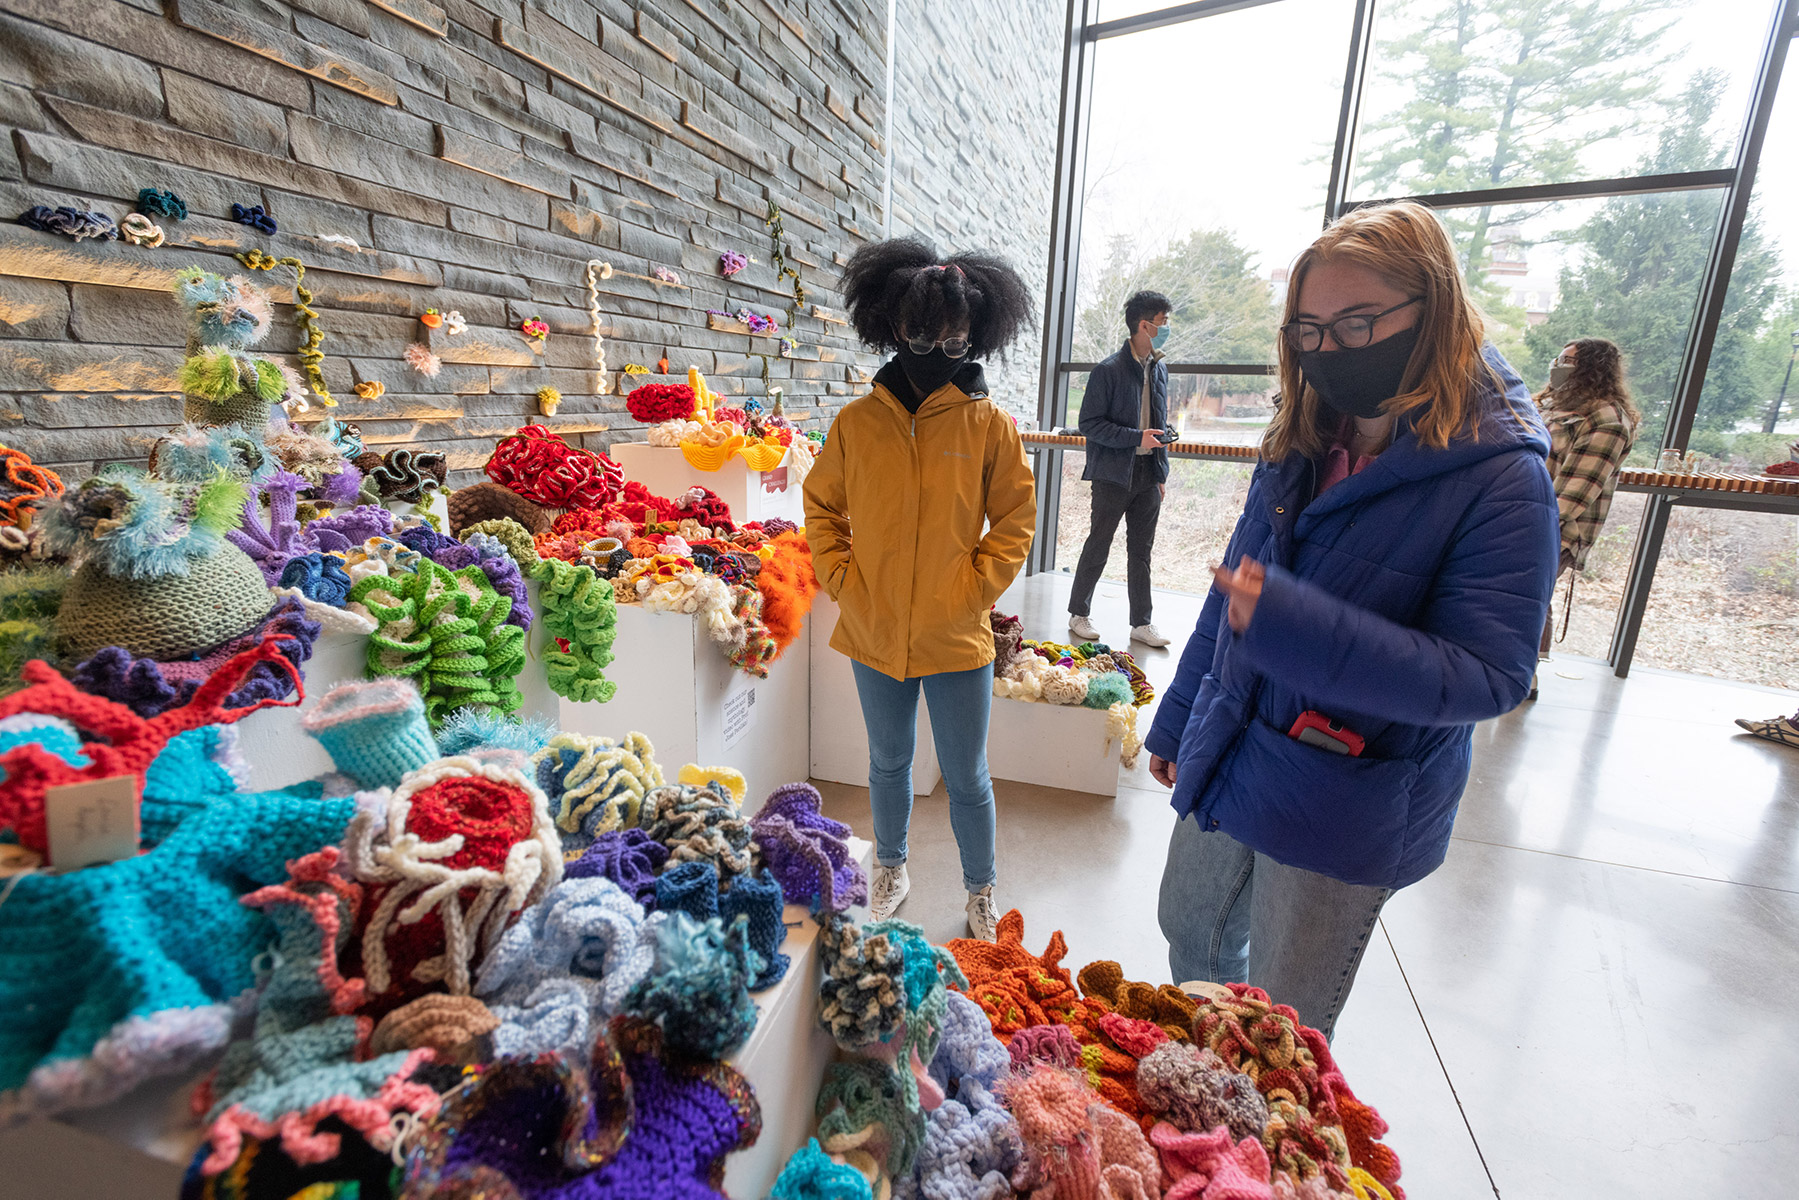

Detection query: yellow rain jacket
(803, 368), (1037, 680)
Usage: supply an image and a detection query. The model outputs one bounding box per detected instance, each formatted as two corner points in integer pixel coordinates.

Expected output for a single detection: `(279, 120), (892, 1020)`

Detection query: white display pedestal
(555, 603), (811, 817)
(807, 595), (940, 796)
(987, 695), (1122, 797)
(725, 836), (873, 1199)
(610, 441), (805, 527)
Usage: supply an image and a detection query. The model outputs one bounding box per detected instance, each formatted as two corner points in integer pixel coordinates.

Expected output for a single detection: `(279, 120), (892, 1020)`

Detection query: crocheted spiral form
(0, 652), (353, 1114)
(639, 782), (753, 880)
(532, 557), (619, 704)
(370, 449), (447, 504)
(369, 994), (499, 1063)
(447, 478), (553, 536)
(351, 558), (525, 727)
(485, 424), (623, 509)
(533, 729), (664, 852)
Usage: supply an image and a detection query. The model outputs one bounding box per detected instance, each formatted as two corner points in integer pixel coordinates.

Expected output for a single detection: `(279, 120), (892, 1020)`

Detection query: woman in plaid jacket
(1532, 337), (1641, 683)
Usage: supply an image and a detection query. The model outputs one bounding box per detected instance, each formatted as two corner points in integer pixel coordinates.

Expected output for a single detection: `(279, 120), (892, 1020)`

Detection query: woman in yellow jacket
(804, 237), (1037, 940)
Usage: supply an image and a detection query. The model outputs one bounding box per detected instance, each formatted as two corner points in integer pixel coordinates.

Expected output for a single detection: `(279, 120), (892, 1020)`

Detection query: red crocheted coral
(624, 382), (696, 424)
(550, 508), (612, 537)
(0, 443), (64, 526)
(0, 636), (303, 857)
(484, 425), (623, 510)
(756, 532), (819, 659)
(672, 486), (734, 532)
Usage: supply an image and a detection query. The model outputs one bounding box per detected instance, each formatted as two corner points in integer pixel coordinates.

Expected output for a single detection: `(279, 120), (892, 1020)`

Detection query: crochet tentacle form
(531, 557), (619, 703)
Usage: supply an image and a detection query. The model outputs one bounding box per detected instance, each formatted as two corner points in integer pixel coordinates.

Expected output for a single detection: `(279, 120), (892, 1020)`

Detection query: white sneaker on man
(870, 863), (910, 921)
(1130, 623), (1171, 648)
(1068, 614), (1101, 642)
(965, 886), (999, 941)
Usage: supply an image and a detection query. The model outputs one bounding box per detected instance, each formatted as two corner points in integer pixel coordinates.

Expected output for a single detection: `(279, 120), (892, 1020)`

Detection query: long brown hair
(1534, 337), (1641, 432)
(1265, 202), (1499, 462)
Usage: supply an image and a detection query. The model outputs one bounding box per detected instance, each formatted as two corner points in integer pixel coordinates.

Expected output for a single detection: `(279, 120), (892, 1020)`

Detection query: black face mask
(896, 345), (964, 396)
(1296, 325), (1420, 420)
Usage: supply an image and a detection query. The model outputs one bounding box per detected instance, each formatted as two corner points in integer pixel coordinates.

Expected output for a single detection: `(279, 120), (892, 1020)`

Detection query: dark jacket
(1079, 342), (1169, 487)
(1144, 346), (1559, 890)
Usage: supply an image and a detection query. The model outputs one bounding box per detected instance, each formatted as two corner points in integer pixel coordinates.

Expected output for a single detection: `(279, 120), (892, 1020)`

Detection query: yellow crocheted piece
(679, 431), (746, 472)
(735, 438), (786, 472)
(532, 731), (664, 838)
(678, 763), (747, 807)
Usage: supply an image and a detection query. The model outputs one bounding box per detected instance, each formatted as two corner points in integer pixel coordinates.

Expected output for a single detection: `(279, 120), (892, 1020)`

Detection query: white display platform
(807, 595), (940, 796)
(725, 836), (873, 1199)
(555, 602), (811, 817)
(610, 440), (806, 527)
(987, 695), (1122, 797)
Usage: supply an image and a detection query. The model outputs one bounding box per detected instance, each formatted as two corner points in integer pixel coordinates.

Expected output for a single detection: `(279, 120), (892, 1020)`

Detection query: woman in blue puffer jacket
(1146, 202), (1559, 1039)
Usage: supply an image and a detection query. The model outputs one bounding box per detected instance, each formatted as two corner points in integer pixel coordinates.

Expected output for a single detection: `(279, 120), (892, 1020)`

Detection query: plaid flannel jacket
(1543, 399), (1636, 571)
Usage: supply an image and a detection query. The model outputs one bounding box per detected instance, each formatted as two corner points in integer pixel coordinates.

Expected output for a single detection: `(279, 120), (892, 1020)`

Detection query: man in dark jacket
(1069, 289), (1173, 647)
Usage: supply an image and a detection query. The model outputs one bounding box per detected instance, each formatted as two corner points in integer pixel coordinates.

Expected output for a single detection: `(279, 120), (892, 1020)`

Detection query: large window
(1039, 0), (1798, 681)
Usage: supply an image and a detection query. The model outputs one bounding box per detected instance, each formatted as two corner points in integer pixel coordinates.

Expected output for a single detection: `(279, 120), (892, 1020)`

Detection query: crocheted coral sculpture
(775, 1138), (877, 1200)
(946, 909), (1085, 1041)
(485, 424), (623, 509)
(0, 765), (353, 1116)
(301, 678), (438, 789)
(435, 708), (558, 762)
(369, 994), (499, 1065)
(338, 756), (562, 1014)
(750, 781), (868, 912)
(622, 909), (763, 1059)
(447, 478), (553, 537)
(1004, 1065), (1160, 1200)
(400, 1018), (759, 1200)
(1079, 960), (1198, 1043)
(1137, 1042), (1269, 1142)
(533, 730), (664, 853)
(892, 989), (1021, 1200)
(532, 557), (620, 703)
(68, 595), (318, 720)
(0, 636), (303, 858)
(654, 860), (789, 990)
(757, 531), (821, 659)
(567, 827), (670, 908)
(473, 874), (653, 1059)
(351, 557), (526, 727)
(172, 267), (299, 428)
(639, 781), (754, 879)
(817, 1058), (926, 1183)
(461, 517), (541, 569)
(279, 551), (352, 605)
(200, 849), (442, 1176)
(818, 912), (908, 1052)
(0, 443), (64, 529)
(369, 449), (447, 504)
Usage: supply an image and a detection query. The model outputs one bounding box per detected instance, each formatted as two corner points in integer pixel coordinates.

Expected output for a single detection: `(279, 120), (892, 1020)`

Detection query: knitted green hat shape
(172, 267), (297, 429)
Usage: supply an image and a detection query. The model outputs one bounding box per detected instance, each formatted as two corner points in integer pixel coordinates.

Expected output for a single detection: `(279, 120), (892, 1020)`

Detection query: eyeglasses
(1280, 297), (1422, 353)
(903, 332), (971, 358)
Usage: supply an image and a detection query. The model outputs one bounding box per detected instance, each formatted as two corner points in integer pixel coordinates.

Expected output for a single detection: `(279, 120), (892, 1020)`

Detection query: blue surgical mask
(1151, 323), (1169, 349)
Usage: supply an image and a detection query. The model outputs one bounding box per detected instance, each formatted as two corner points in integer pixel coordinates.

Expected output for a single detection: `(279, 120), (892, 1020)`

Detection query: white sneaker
(965, 886), (998, 941)
(1069, 614), (1101, 641)
(871, 863), (910, 921)
(1130, 623), (1171, 648)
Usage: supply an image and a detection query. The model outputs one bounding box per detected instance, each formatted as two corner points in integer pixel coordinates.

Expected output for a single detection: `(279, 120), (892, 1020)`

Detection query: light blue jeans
(1159, 816), (1390, 1040)
(851, 660), (998, 892)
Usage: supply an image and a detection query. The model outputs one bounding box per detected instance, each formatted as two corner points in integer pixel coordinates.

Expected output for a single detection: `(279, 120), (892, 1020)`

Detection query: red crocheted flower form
(550, 508), (611, 537)
(712, 406), (750, 427)
(674, 486), (734, 531)
(602, 480), (681, 527)
(625, 383), (697, 424)
(0, 444), (64, 526)
(485, 425), (622, 509)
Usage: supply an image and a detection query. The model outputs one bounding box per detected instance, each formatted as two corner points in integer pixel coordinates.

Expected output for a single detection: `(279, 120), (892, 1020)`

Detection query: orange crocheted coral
(0, 443), (64, 527)
(755, 532), (819, 660)
(946, 909), (1087, 1040)
(1077, 960), (1197, 1042)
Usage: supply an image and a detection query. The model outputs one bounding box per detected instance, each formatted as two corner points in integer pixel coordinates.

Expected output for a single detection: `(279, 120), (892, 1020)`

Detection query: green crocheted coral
(531, 557), (618, 704)
(462, 518), (539, 567)
(350, 559), (525, 727)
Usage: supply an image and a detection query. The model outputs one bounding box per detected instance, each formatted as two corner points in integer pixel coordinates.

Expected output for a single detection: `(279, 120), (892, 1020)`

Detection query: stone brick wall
(0, 0), (1058, 485)
(889, 0), (1062, 418)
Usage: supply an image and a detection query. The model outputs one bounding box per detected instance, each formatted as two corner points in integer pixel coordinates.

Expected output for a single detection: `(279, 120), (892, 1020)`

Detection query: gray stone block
(15, 392), (185, 430)
(0, 14), (166, 122)
(172, 0), (401, 105)
(0, 275), (68, 340)
(162, 71), (290, 157)
(69, 283), (186, 347)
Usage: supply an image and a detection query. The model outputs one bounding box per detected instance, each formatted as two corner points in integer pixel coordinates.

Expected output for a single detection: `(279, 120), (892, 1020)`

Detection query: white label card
(45, 775), (141, 871)
(722, 686), (758, 750)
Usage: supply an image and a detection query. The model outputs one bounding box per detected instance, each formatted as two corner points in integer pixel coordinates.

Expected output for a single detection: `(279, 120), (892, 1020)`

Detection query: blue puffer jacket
(1144, 347), (1559, 890)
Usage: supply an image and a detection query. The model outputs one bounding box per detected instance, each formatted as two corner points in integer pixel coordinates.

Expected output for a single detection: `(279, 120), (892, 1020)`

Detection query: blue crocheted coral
(774, 1139), (875, 1200)
(621, 910), (762, 1060)
(656, 861), (789, 991)
(279, 552), (352, 607)
(301, 678), (438, 789)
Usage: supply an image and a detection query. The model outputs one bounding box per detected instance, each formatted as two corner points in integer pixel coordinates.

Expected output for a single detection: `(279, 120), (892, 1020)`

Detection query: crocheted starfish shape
(946, 910), (1085, 1039)
(352, 557), (525, 727)
(0, 636), (303, 855)
(202, 849), (440, 1175)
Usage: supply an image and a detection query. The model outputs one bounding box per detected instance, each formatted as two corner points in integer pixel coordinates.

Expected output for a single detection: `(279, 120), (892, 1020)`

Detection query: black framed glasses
(1280, 297), (1422, 353)
(902, 333), (971, 358)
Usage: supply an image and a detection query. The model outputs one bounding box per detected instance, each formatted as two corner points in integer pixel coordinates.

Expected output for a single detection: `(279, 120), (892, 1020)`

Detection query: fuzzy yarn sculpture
(654, 860), (789, 990)
(531, 729), (664, 850)
(622, 909), (763, 1059)
(338, 756), (562, 1014)
(473, 874), (654, 1059)
(148, 423), (272, 487)
(435, 708), (558, 762)
(351, 557), (526, 727)
(626, 381), (698, 423)
(172, 267), (301, 428)
(1136, 1042), (1270, 1143)
(749, 782), (868, 912)
(485, 424), (623, 509)
(234, 250), (336, 408)
(531, 557), (620, 704)
(758, 531), (821, 659)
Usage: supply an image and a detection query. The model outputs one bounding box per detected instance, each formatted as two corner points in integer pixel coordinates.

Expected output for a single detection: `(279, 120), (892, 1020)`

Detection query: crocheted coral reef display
(351, 558), (525, 727)
(172, 267), (303, 428)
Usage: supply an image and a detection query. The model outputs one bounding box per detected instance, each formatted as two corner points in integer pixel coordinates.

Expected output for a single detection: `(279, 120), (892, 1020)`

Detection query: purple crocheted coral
(69, 597), (319, 718)
(397, 523), (461, 559)
(749, 782), (866, 912)
(398, 1020), (759, 1200)
(399, 522), (533, 629)
(228, 471), (314, 585)
(568, 829), (669, 910)
(306, 505), (393, 553)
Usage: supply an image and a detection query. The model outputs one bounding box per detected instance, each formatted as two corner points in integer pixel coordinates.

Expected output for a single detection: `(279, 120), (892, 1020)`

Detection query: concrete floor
(814, 568), (1799, 1200)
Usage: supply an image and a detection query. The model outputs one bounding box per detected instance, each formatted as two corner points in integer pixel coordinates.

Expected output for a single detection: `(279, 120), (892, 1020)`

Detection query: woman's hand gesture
(1149, 754), (1177, 789)
(1213, 557), (1266, 634)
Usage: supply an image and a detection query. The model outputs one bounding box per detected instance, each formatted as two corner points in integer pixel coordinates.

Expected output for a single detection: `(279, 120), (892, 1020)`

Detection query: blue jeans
(1158, 816), (1390, 1040)
(851, 660), (998, 892)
